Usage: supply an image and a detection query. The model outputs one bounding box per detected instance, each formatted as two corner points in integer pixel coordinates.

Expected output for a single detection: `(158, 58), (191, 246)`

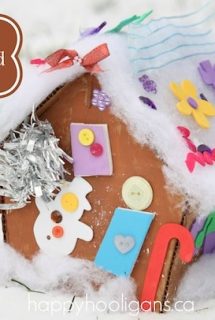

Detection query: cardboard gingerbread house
(1, 5), (215, 312)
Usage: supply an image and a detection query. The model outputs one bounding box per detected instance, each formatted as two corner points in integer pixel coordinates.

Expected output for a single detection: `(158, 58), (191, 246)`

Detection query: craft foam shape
(94, 208), (155, 277)
(34, 177), (93, 256)
(198, 60), (215, 88)
(194, 211), (215, 253)
(140, 224), (194, 312)
(70, 123), (113, 176)
(185, 150), (215, 172)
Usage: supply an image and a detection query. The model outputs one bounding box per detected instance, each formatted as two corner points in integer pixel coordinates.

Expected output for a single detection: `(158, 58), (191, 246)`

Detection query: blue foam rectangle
(94, 207), (155, 277)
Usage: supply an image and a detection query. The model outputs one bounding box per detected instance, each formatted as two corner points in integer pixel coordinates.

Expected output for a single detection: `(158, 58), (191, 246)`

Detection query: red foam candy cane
(140, 223), (194, 311)
(31, 43), (110, 73)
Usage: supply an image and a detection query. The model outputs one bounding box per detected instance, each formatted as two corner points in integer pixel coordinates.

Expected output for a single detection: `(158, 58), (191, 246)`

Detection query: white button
(122, 176), (153, 211)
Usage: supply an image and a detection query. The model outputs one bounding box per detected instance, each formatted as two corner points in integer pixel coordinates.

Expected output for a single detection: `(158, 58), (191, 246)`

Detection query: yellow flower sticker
(170, 80), (215, 128)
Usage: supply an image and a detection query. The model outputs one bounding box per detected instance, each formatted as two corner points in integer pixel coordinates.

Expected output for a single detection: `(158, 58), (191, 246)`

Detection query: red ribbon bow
(31, 43), (110, 73)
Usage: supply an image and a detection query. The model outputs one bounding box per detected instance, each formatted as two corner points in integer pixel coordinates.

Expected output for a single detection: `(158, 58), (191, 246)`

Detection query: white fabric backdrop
(0, 0), (208, 57)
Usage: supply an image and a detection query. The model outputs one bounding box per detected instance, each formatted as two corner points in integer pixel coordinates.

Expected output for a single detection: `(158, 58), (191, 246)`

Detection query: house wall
(4, 73), (194, 310)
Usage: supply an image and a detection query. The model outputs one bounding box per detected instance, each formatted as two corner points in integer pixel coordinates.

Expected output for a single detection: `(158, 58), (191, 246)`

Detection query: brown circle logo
(0, 14), (22, 98)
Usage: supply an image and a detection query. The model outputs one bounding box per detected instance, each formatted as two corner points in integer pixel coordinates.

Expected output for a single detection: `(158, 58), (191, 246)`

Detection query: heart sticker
(114, 235), (135, 254)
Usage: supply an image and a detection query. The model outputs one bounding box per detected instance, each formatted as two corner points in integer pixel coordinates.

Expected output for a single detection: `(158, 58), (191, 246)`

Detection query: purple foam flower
(91, 89), (111, 111)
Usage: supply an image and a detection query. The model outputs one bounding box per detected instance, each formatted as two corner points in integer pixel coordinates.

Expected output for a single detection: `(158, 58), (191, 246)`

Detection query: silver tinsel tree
(0, 113), (73, 210)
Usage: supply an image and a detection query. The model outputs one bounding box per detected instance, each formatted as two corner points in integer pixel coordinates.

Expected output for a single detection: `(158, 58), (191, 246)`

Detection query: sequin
(91, 89), (111, 111)
(139, 74), (157, 94)
(197, 144), (212, 154)
(139, 96), (157, 110)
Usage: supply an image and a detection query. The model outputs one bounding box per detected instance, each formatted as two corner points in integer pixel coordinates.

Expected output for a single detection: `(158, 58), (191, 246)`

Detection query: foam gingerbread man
(34, 177), (93, 256)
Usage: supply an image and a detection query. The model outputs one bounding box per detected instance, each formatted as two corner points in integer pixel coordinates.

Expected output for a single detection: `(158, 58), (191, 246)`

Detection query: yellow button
(78, 128), (95, 146)
(122, 176), (153, 211)
(61, 192), (79, 212)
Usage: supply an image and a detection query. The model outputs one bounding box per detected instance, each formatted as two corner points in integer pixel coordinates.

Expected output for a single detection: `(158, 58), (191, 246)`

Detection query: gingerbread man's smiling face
(33, 177), (93, 256)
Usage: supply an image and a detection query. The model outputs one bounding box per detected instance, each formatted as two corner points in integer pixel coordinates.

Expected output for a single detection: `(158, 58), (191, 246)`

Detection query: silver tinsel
(0, 113), (73, 210)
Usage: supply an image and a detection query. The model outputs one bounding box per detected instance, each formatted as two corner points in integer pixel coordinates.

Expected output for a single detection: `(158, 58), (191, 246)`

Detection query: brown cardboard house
(0, 70), (195, 311)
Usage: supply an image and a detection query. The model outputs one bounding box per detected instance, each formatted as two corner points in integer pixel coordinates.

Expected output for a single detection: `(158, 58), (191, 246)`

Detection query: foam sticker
(34, 177), (93, 256)
(94, 208), (155, 277)
(140, 224), (194, 311)
(191, 211), (215, 254)
(170, 80), (215, 129)
(70, 123), (113, 177)
(198, 60), (215, 89)
(185, 150), (215, 172)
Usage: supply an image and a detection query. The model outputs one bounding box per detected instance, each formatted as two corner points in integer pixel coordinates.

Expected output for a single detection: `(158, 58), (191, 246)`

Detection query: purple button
(91, 89), (111, 111)
(187, 97), (198, 109)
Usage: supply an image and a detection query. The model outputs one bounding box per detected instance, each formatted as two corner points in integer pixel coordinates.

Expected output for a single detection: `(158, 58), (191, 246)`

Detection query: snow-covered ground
(1, 0), (215, 319)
